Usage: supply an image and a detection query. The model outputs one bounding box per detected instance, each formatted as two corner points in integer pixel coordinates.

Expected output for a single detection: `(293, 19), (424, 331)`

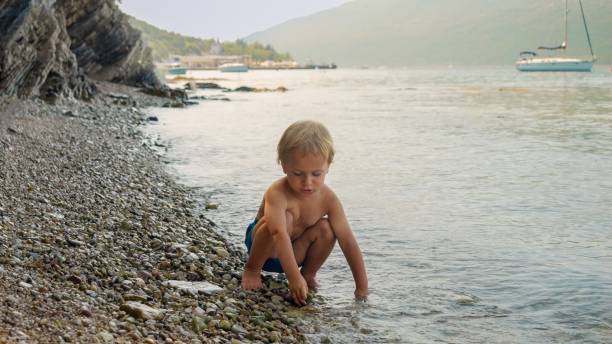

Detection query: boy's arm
(264, 189), (309, 304)
(327, 191), (368, 299)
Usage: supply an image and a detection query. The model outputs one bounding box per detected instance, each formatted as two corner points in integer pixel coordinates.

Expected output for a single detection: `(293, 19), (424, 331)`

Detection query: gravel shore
(0, 83), (317, 343)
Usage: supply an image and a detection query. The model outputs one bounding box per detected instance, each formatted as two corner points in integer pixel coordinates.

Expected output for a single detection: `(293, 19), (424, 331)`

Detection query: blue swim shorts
(244, 218), (284, 273)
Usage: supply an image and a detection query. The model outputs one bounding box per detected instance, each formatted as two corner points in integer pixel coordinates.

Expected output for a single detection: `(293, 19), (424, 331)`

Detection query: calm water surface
(146, 68), (612, 343)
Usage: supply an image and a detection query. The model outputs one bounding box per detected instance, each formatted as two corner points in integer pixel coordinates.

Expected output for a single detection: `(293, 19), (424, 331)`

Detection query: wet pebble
(97, 332), (114, 343)
(214, 247), (229, 258)
(219, 320), (232, 331)
(120, 302), (164, 320)
(320, 336), (332, 344)
(268, 331), (281, 343)
(191, 316), (207, 333)
(271, 295), (284, 305)
(80, 307), (92, 317)
(18, 281), (33, 289)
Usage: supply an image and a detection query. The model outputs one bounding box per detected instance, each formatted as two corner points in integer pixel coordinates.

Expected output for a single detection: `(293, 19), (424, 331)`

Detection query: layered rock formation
(0, 0), (160, 101)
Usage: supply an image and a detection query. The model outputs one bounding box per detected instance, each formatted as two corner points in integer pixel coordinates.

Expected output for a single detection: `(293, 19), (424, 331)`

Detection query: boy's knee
(318, 219), (335, 241)
(253, 219), (272, 239)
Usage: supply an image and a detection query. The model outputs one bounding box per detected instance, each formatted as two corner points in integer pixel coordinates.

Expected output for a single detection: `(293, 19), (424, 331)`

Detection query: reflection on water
(147, 67), (612, 343)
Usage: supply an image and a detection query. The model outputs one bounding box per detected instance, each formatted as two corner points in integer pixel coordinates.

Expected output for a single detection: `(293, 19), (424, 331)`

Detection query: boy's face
(281, 150), (329, 197)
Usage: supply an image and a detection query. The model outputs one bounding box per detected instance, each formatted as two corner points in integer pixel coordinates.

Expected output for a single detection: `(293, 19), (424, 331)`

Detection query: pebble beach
(0, 82), (319, 343)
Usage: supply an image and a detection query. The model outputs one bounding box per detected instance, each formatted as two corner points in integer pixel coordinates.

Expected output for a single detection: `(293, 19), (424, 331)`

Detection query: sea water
(146, 67), (612, 343)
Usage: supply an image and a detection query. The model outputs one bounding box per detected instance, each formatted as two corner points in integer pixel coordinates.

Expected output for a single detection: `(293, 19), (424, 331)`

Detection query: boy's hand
(354, 288), (368, 301)
(288, 275), (309, 306)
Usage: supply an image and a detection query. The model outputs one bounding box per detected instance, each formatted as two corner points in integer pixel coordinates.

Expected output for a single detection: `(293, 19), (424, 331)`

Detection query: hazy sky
(118, 0), (350, 41)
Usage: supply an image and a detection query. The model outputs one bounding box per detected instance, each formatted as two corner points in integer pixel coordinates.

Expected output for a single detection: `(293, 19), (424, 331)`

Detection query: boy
(241, 120), (368, 305)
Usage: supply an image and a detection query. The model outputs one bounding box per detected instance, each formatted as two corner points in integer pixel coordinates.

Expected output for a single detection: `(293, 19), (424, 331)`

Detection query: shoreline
(0, 83), (316, 343)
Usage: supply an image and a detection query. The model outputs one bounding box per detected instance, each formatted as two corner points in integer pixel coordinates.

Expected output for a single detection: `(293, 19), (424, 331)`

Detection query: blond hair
(277, 120), (335, 164)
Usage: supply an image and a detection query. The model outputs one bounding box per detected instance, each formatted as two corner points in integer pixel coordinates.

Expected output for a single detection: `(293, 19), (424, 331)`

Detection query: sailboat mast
(578, 0), (596, 61)
(563, 0), (568, 50)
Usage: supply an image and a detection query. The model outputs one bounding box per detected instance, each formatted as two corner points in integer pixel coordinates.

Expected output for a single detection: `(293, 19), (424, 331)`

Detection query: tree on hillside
(128, 17), (292, 62)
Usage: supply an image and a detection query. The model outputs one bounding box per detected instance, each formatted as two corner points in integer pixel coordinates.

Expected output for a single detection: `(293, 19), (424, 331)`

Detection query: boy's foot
(302, 274), (320, 290)
(241, 269), (263, 290)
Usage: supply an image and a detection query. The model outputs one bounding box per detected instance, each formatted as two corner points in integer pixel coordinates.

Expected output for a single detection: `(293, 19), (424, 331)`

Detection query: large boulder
(0, 0), (160, 101)
(62, 0), (159, 88)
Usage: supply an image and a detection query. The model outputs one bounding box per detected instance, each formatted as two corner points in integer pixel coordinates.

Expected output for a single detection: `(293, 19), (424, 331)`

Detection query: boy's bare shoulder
(322, 184), (341, 206)
(264, 177), (289, 201)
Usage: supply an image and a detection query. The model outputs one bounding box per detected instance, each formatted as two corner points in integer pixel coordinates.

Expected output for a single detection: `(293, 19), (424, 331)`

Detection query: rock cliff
(0, 0), (160, 101)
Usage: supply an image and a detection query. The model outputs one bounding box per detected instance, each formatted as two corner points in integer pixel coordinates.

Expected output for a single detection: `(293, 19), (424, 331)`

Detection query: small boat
(219, 63), (248, 73)
(165, 62), (187, 75)
(167, 67), (187, 75)
(516, 0), (596, 72)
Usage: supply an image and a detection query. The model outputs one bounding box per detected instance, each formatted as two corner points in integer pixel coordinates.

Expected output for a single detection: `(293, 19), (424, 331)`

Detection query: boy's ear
(281, 161), (287, 174)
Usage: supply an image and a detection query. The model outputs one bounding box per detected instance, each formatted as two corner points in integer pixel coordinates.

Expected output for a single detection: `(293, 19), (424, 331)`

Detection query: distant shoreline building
(160, 54), (250, 70)
(156, 54), (333, 71)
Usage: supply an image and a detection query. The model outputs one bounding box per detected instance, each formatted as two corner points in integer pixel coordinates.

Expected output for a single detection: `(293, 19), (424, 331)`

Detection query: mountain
(245, 0), (612, 66)
(127, 16), (292, 62)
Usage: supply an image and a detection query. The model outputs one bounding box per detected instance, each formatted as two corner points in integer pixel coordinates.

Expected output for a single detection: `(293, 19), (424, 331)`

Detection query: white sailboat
(516, 0), (596, 72)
